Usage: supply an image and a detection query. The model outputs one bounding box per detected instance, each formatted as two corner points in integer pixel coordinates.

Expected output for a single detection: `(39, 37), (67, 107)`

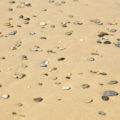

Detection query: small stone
(40, 61), (48, 67)
(81, 84), (90, 89)
(0, 84), (2, 87)
(1, 94), (10, 99)
(23, 20), (29, 24)
(101, 96), (109, 101)
(104, 41), (111, 44)
(43, 73), (48, 76)
(84, 98), (93, 103)
(40, 37), (47, 40)
(29, 32), (35, 35)
(40, 22), (47, 26)
(49, 0), (54, 3)
(108, 80), (118, 85)
(55, 82), (61, 85)
(14, 73), (26, 79)
(58, 57), (65, 61)
(103, 91), (118, 96)
(19, 15), (24, 19)
(9, 31), (17, 35)
(109, 29), (117, 33)
(114, 42), (120, 47)
(38, 83), (43, 86)
(22, 55), (28, 60)
(98, 32), (109, 37)
(62, 86), (71, 90)
(10, 46), (16, 50)
(73, 21), (83, 25)
(66, 76), (71, 79)
(25, 2), (31, 7)
(98, 111), (106, 115)
(52, 77), (58, 80)
(88, 57), (95, 61)
(50, 24), (55, 28)
(65, 31), (72, 36)
(17, 103), (23, 107)
(41, 8), (47, 11)
(12, 112), (17, 115)
(90, 19), (103, 25)
(9, 1), (16, 4)
(8, 8), (13, 11)
(55, 2), (61, 6)
(99, 72), (107, 75)
(33, 97), (43, 102)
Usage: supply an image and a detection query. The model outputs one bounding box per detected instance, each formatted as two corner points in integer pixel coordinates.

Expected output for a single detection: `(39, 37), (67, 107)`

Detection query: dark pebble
(33, 97), (43, 102)
(98, 111), (106, 115)
(81, 84), (90, 89)
(104, 41), (111, 44)
(98, 32), (109, 37)
(66, 76), (71, 79)
(58, 57), (65, 61)
(102, 96), (109, 101)
(108, 80), (118, 85)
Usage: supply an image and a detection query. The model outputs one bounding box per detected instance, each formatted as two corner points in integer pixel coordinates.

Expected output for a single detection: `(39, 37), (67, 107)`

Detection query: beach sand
(0, 0), (120, 120)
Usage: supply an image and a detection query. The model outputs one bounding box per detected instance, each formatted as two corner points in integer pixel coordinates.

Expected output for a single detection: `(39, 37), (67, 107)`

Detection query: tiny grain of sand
(0, 0), (120, 120)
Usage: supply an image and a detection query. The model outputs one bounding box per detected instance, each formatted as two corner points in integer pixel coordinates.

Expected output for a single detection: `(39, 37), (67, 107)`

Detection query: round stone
(101, 96), (109, 101)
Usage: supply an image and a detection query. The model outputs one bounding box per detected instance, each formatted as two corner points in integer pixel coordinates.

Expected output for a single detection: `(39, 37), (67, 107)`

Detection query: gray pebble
(25, 2), (31, 7)
(33, 97), (43, 102)
(29, 32), (36, 35)
(101, 96), (109, 101)
(103, 91), (118, 96)
(109, 29), (117, 33)
(14, 73), (26, 79)
(9, 0), (16, 4)
(84, 98), (93, 103)
(65, 32), (72, 36)
(108, 80), (118, 85)
(98, 111), (106, 115)
(88, 57), (95, 61)
(50, 24), (55, 28)
(73, 21), (83, 25)
(9, 31), (17, 35)
(22, 55), (28, 60)
(10, 46), (16, 50)
(114, 42), (120, 47)
(90, 19), (103, 25)
(41, 8), (47, 11)
(81, 84), (90, 89)
(98, 32), (109, 37)
(55, 2), (61, 6)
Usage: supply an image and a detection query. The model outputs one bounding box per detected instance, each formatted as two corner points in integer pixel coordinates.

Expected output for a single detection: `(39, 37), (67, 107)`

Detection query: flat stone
(62, 86), (71, 90)
(14, 73), (26, 79)
(41, 8), (47, 11)
(50, 24), (55, 28)
(9, 31), (17, 35)
(73, 21), (83, 25)
(55, 2), (61, 6)
(33, 97), (43, 102)
(1, 94), (10, 99)
(104, 41), (111, 44)
(90, 19), (103, 25)
(103, 91), (118, 96)
(109, 29), (117, 33)
(81, 84), (90, 89)
(25, 2), (31, 6)
(108, 80), (118, 85)
(88, 57), (95, 61)
(9, 1), (16, 4)
(65, 32), (72, 36)
(99, 72), (107, 75)
(40, 61), (48, 67)
(101, 96), (109, 101)
(29, 32), (35, 35)
(58, 57), (65, 61)
(98, 111), (106, 115)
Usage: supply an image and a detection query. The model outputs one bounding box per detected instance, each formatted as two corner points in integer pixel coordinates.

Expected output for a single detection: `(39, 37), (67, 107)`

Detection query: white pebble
(40, 22), (47, 26)
(62, 86), (71, 90)
(1, 94), (9, 99)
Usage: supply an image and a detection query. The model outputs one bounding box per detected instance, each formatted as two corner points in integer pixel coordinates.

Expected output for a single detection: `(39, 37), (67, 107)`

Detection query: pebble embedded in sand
(98, 111), (106, 115)
(33, 97), (43, 102)
(103, 91), (118, 96)
(58, 57), (65, 61)
(108, 80), (118, 85)
(40, 61), (48, 67)
(98, 32), (109, 37)
(81, 84), (90, 89)
(62, 86), (71, 90)
(1, 94), (10, 99)
(101, 96), (109, 101)
(14, 73), (26, 79)
(84, 98), (93, 103)
(40, 22), (47, 26)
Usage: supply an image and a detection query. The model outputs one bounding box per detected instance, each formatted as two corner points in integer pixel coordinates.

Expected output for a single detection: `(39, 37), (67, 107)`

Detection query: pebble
(52, 77), (58, 80)
(40, 37), (47, 40)
(90, 19), (103, 25)
(50, 24), (55, 28)
(25, 2), (31, 7)
(8, 8), (13, 11)
(49, 0), (54, 3)
(12, 112), (17, 115)
(62, 86), (71, 90)
(114, 42), (120, 47)
(9, 31), (17, 35)
(40, 22), (47, 26)
(1, 94), (10, 99)
(88, 57), (95, 61)
(84, 98), (93, 103)
(41, 8), (47, 11)
(104, 41), (111, 44)
(55, 2), (61, 6)
(65, 31), (72, 36)
(81, 84), (90, 89)
(103, 91), (118, 96)
(109, 29), (117, 33)
(58, 57), (65, 61)
(33, 97), (43, 102)
(40, 61), (48, 67)
(98, 32), (109, 37)
(29, 32), (36, 35)
(19, 15), (24, 19)
(66, 76), (71, 79)
(22, 55), (28, 60)
(73, 21), (83, 25)
(101, 96), (109, 101)
(14, 73), (26, 79)
(10, 46), (16, 50)
(108, 80), (118, 85)
(98, 111), (106, 115)
(99, 72), (107, 75)
(9, 0), (16, 4)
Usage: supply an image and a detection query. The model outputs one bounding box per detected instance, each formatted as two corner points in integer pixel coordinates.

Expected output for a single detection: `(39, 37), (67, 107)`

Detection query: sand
(0, 0), (120, 120)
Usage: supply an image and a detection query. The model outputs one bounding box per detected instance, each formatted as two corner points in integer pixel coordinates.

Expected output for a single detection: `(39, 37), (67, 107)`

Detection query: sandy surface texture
(0, 0), (120, 120)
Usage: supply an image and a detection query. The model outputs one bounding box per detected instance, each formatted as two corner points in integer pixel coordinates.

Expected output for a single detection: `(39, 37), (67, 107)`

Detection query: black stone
(33, 97), (43, 102)
(58, 57), (65, 61)
(104, 41), (111, 44)
(102, 96), (109, 101)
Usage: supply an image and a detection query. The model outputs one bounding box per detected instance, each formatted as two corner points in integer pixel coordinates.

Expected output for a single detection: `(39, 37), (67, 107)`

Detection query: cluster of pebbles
(0, 0), (120, 119)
